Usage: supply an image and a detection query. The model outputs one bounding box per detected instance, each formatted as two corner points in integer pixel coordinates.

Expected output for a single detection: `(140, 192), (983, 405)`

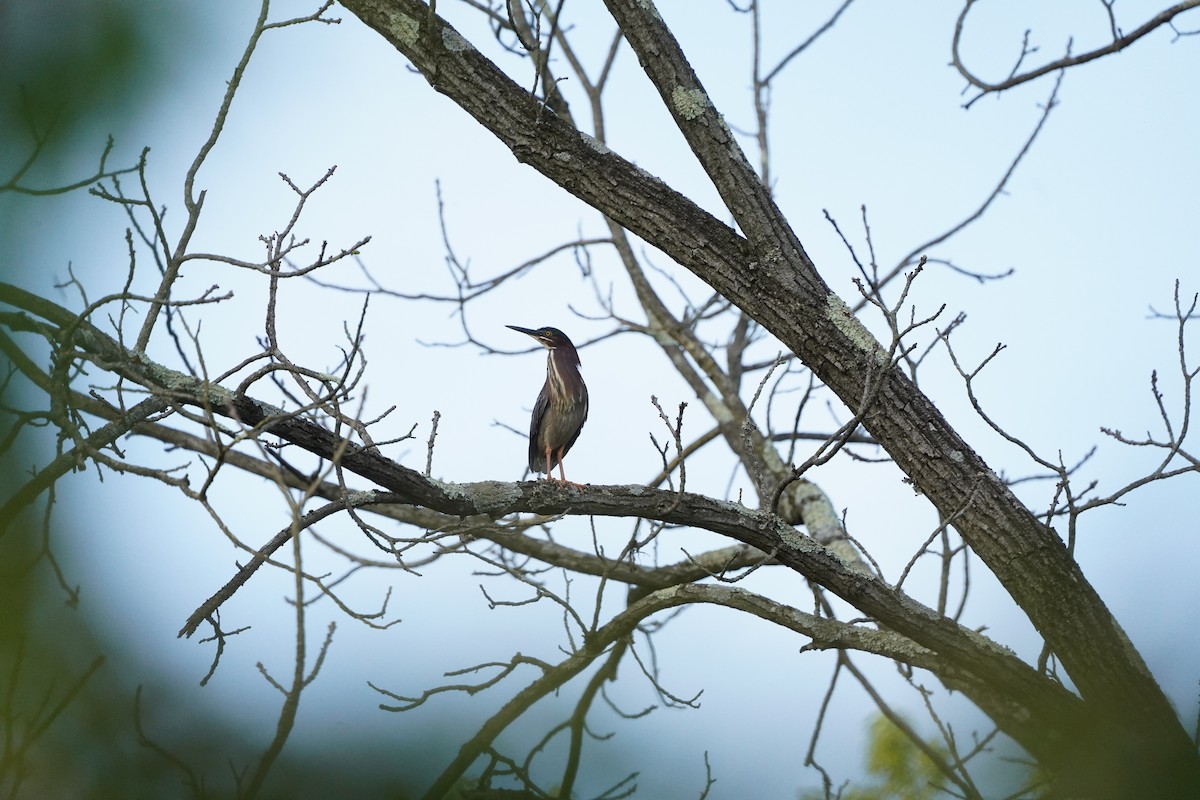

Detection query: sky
(4, 1), (1200, 797)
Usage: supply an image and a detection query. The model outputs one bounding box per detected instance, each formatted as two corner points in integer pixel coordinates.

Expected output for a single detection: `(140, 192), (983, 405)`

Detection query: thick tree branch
(1, 280), (1088, 768)
(334, 2), (1199, 789)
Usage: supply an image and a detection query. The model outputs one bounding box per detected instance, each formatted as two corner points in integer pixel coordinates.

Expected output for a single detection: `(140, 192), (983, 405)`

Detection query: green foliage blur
(0, 4), (428, 795)
(2, 2), (207, 792)
(0, 0), (163, 162)
(800, 714), (952, 800)
(1, 3), (173, 793)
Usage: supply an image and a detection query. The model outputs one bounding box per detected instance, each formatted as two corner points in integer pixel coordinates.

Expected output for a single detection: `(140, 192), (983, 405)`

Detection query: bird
(507, 325), (589, 485)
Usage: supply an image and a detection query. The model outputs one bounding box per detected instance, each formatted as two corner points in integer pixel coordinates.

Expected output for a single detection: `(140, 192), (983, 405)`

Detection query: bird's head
(507, 325), (576, 350)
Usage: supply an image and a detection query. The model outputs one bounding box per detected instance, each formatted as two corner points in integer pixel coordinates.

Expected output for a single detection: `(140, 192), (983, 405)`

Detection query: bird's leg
(544, 446), (552, 480)
(556, 448), (585, 489)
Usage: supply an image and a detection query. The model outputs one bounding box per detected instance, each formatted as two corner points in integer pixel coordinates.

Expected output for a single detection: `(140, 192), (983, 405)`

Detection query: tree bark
(3, 0), (1173, 790)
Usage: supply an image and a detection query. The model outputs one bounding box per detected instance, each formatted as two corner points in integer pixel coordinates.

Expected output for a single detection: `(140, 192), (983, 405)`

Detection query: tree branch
(334, 1), (1200, 787)
(952, 0), (1200, 105)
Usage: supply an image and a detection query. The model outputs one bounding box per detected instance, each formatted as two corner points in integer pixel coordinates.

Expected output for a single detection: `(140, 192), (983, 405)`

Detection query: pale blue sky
(6, 1), (1199, 796)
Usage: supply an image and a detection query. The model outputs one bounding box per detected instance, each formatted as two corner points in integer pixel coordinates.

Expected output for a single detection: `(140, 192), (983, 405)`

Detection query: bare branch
(952, 0), (1200, 105)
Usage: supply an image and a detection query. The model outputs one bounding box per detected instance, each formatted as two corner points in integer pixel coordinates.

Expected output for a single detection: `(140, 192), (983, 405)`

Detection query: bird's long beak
(507, 325), (551, 348)
(504, 326), (554, 350)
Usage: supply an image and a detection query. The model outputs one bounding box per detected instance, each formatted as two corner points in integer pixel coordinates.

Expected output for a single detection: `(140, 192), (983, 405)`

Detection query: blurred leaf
(799, 714), (950, 800)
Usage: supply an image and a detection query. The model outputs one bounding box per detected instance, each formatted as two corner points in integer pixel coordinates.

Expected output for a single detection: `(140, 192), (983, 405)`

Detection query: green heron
(507, 325), (589, 484)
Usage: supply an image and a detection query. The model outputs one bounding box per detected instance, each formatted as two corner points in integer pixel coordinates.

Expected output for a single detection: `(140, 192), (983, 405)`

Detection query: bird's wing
(527, 380), (551, 472)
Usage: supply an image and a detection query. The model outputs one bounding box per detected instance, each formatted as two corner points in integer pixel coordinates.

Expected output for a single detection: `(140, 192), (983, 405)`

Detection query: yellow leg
(556, 448), (584, 489)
